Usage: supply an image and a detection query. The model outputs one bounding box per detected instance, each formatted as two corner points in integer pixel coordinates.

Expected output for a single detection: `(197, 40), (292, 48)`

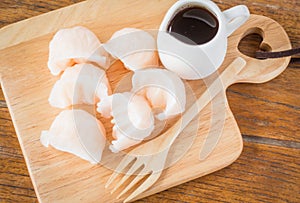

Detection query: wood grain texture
(0, 0), (299, 203)
(135, 142), (300, 203)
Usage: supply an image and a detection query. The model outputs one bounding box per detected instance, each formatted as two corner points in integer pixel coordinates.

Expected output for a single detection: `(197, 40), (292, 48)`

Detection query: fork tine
(105, 155), (136, 188)
(111, 159), (144, 194)
(123, 172), (161, 203)
(116, 168), (149, 199)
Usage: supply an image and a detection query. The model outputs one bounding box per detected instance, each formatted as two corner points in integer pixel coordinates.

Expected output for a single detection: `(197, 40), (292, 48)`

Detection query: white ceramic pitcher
(157, 0), (250, 80)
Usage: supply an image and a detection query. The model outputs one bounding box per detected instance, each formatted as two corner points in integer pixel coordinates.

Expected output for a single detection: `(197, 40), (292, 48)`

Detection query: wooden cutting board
(0, 0), (291, 202)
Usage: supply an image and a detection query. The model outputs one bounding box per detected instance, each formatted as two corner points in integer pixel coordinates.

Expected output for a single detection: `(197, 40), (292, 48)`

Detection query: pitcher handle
(223, 5), (250, 36)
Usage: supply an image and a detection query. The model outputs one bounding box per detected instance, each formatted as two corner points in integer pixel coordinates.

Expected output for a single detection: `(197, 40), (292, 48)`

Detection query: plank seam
(242, 134), (300, 149)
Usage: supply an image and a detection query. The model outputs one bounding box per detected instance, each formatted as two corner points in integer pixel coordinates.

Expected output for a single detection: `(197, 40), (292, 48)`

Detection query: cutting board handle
(230, 14), (291, 84)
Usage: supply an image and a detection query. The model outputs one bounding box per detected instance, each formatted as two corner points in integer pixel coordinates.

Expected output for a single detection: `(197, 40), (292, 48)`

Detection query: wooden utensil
(0, 0), (291, 202)
(105, 57), (247, 202)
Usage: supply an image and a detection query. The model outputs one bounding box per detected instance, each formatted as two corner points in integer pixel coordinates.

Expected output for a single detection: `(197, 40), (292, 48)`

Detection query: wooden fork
(105, 57), (246, 202)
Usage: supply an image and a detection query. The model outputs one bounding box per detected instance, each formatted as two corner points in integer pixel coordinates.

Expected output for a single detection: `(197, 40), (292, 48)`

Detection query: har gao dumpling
(103, 28), (159, 71)
(40, 109), (106, 164)
(48, 63), (111, 108)
(97, 92), (154, 153)
(48, 26), (110, 75)
(132, 68), (186, 120)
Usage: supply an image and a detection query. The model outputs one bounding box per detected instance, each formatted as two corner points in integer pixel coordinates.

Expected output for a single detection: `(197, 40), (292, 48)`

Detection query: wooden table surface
(0, 0), (299, 202)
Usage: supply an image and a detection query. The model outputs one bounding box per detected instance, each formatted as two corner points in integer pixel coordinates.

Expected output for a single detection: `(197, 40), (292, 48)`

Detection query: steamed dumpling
(132, 68), (186, 120)
(48, 26), (110, 75)
(103, 28), (159, 71)
(40, 109), (106, 164)
(48, 63), (111, 108)
(97, 92), (154, 153)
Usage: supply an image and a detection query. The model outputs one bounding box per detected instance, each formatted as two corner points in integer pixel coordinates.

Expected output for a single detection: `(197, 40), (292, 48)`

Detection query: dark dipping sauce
(167, 7), (219, 45)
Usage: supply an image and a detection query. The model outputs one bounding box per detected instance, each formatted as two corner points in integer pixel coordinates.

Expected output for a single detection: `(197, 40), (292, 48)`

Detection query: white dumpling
(40, 109), (106, 164)
(48, 26), (110, 75)
(132, 68), (186, 120)
(97, 92), (154, 153)
(48, 63), (111, 108)
(103, 28), (159, 71)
